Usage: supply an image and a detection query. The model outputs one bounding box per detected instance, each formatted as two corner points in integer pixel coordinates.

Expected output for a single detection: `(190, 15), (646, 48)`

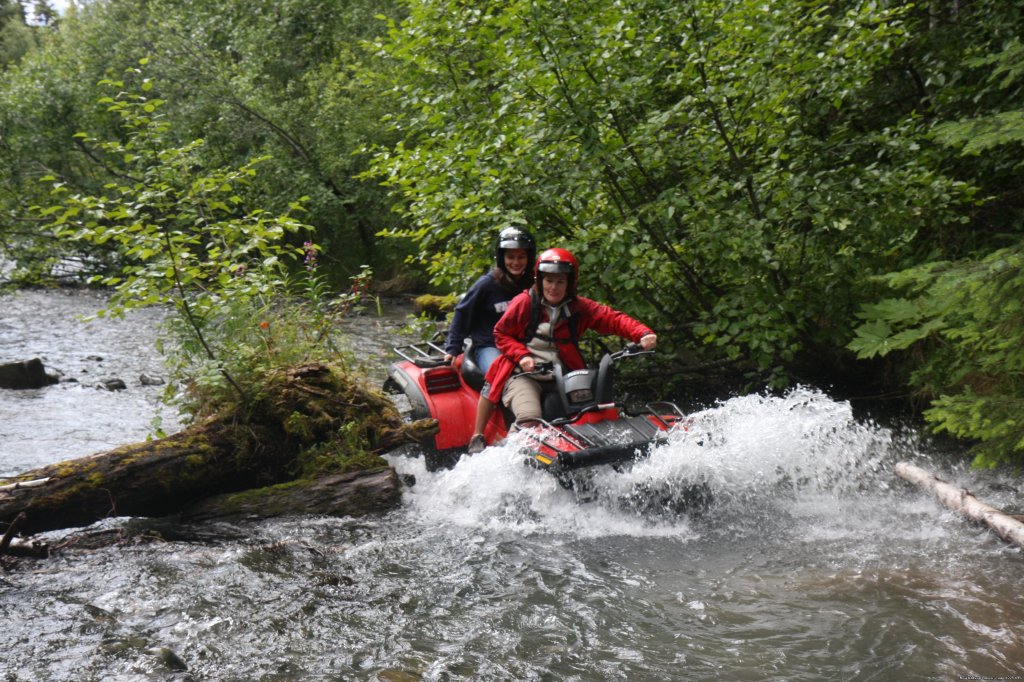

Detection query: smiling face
(541, 272), (569, 305)
(503, 249), (529, 278)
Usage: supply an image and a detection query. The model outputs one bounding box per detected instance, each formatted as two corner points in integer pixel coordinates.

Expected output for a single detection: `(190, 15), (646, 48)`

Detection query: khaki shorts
(501, 374), (553, 424)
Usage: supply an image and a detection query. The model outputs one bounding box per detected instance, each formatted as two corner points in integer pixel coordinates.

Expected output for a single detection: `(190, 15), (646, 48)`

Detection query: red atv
(383, 340), (688, 473)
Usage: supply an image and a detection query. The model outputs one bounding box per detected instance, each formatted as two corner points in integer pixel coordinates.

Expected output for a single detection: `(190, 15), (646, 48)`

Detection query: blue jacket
(444, 272), (527, 356)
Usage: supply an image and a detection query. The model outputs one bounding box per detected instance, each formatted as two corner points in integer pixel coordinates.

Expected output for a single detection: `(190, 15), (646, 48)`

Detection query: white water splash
(390, 437), (693, 538)
(389, 387), (898, 539)
(631, 386), (894, 497)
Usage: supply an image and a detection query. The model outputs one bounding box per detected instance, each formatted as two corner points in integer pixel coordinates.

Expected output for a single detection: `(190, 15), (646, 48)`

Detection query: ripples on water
(2, 291), (1022, 680)
(0, 289), (182, 472)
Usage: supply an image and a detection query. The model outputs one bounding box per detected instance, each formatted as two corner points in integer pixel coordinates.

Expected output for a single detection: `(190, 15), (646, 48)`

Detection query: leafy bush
(36, 64), (360, 419)
(849, 37), (1024, 468)
(849, 247), (1024, 468)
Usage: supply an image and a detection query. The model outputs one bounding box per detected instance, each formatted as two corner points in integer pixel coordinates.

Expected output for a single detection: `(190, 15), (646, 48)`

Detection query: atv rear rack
(641, 402), (689, 429)
(392, 340), (448, 368)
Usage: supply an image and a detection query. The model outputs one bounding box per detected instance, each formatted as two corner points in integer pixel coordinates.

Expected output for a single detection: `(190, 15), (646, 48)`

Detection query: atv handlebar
(517, 345), (650, 377)
(611, 343), (653, 361)
(516, 362), (556, 378)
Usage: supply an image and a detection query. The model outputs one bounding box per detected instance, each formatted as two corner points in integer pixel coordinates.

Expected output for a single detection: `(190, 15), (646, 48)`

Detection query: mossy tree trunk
(0, 364), (436, 537)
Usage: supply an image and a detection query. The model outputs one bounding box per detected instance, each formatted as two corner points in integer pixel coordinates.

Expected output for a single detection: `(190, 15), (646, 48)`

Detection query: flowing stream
(1, 289), (1022, 681)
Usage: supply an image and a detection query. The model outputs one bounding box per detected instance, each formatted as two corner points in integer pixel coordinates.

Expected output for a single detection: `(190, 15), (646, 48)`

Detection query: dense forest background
(1, 0), (1022, 468)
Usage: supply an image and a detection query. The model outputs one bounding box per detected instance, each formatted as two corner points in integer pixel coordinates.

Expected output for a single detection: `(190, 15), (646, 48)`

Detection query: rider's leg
(501, 376), (543, 428)
(467, 346), (503, 452)
(474, 345), (500, 373)
(473, 396), (495, 438)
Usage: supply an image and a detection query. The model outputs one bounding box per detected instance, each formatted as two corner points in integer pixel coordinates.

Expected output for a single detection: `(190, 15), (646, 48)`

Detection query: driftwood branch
(0, 512), (49, 558)
(0, 478), (50, 492)
(0, 512), (26, 552)
(895, 461), (1024, 550)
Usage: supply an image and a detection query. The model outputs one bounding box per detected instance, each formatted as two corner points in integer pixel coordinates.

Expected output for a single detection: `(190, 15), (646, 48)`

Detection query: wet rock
(0, 358), (59, 389)
(98, 378), (127, 391)
(152, 646), (189, 672)
(140, 373), (165, 386)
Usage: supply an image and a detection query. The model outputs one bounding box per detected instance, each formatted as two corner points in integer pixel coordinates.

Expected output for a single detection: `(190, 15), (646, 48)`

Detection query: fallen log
(0, 363), (437, 539)
(181, 467), (402, 523)
(895, 460), (1024, 550)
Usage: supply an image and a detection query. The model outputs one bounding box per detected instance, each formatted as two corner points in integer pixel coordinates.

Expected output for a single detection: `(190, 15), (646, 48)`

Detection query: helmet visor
(537, 261), (574, 275)
(499, 238), (532, 250)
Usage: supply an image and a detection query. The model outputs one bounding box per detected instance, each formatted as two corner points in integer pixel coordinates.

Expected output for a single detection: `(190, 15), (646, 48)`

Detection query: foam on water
(391, 438), (693, 539)
(389, 386), (899, 540)
(632, 386), (894, 498)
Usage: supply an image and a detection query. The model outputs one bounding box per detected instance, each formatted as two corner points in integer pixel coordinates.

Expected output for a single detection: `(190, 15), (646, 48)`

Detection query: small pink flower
(303, 241), (318, 271)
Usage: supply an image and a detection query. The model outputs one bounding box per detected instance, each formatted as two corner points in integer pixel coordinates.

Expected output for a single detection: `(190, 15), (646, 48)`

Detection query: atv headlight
(562, 369), (595, 405)
(568, 388), (594, 404)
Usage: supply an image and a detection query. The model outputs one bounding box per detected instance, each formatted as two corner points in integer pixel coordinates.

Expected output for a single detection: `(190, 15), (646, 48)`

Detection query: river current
(1, 289), (1022, 681)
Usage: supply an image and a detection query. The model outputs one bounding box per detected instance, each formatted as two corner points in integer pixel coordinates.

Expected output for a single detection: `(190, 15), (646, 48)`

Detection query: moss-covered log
(180, 467), (403, 523)
(0, 363), (437, 537)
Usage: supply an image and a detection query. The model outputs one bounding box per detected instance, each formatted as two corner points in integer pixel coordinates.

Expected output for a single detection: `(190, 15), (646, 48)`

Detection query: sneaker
(467, 434), (487, 454)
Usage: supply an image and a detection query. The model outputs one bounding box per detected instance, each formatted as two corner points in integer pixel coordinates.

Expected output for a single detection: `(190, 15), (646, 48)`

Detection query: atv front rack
(518, 402), (687, 471)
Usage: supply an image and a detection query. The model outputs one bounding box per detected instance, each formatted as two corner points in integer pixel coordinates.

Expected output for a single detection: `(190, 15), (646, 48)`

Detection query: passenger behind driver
(443, 226), (536, 371)
(443, 226), (537, 454)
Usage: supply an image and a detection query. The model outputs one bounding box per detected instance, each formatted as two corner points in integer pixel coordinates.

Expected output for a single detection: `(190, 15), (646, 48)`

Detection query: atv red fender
(383, 339), (509, 454)
(383, 340), (686, 472)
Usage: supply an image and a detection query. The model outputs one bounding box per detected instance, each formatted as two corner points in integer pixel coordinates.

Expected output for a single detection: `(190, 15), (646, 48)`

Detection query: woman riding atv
(475, 247), (657, 450)
(444, 226), (537, 453)
(443, 226), (536, 370)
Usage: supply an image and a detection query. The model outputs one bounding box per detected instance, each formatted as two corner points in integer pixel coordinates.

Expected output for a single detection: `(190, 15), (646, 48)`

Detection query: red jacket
(482, 290), (653, 403)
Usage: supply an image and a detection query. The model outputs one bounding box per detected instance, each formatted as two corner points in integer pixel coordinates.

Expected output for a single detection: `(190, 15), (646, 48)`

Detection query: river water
(1, 289), (1022, 681)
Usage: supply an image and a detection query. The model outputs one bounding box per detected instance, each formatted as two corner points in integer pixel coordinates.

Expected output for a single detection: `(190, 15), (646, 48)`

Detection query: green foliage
(35, 66), (362, 417)
(932, 38), (1024, 155)
(366, 0), (974, 386)
(1, 0), (406, 286)
(849, 11), (1024, 468)
(43, 71), (307, 312)
(0, 0), (50, 67)
(297, 425), (389, 478)
(850, 248), (1024, 468)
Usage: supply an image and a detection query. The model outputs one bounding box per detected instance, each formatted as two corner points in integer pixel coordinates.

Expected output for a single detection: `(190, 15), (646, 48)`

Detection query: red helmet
(535, 247), (578, 296)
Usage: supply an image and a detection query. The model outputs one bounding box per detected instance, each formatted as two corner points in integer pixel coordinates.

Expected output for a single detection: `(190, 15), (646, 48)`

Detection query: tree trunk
(895, 461), (1024, 550)
(180, 467), (403, 523)
(0, 363), (436, 539)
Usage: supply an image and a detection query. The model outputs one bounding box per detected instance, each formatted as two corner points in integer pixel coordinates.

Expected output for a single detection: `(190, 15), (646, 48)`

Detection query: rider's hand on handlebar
(443, 354), (454, 365)
(639, 333), (657, 351)
(519, 356), (536, 372)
